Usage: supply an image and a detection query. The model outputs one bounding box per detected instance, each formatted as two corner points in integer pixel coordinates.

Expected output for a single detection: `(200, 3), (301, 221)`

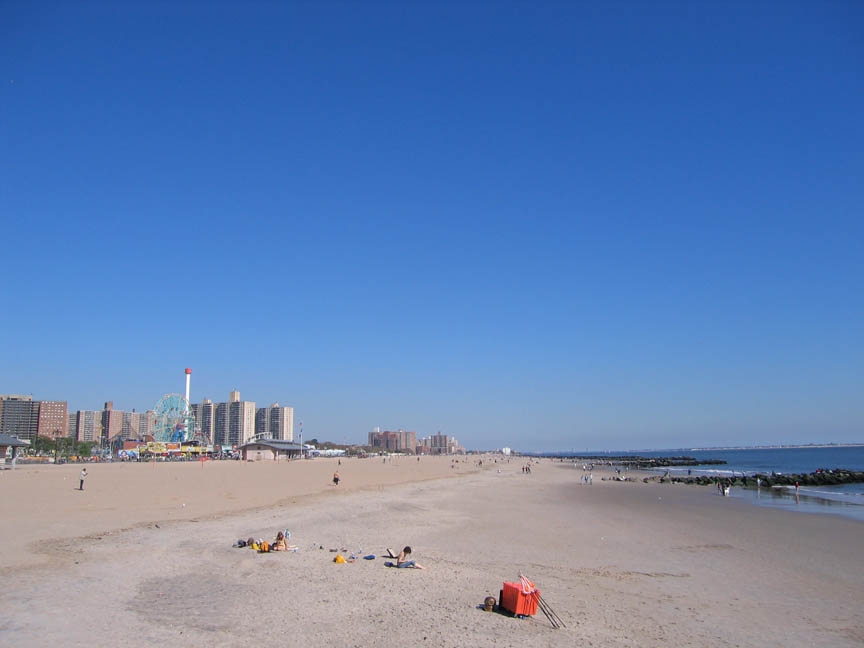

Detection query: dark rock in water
(752, 469), (864, 487)
(665, 469), (864, 488)
(558, 455), (727, 469)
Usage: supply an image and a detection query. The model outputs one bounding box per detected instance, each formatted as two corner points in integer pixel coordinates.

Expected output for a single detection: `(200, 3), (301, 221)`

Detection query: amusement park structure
(151, 393), (197, 443)
(149, 368), (200, 443)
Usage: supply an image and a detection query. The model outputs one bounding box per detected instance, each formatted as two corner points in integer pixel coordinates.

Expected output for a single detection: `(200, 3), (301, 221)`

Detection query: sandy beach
(1, 457), (862, 647)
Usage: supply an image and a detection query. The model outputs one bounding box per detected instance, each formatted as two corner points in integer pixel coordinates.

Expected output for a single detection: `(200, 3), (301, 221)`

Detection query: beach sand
(1, 457), (862, 647)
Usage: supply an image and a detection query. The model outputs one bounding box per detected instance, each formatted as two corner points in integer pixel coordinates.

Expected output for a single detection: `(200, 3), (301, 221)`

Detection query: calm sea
(543, 446), (864, 522)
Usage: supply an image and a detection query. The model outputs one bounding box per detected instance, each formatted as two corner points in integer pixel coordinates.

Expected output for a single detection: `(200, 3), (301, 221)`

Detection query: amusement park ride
(151, 393), (198, 443)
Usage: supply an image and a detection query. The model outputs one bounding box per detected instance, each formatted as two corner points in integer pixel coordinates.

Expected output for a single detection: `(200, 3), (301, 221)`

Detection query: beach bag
(260, 541), (270, 553)
(251, 542), (259, 551)
(334, 554), (346, 563)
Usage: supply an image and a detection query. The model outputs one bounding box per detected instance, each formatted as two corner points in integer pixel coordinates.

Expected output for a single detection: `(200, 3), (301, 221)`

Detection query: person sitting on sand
(273, 531), (288, 551)
(397, 546), (425, 569)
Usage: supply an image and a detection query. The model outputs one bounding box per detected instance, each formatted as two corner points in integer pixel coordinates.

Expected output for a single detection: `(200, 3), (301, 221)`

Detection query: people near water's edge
(396, 546), (425, 569)
(79, 468), (87, 491)
(333, 471), (340, 486)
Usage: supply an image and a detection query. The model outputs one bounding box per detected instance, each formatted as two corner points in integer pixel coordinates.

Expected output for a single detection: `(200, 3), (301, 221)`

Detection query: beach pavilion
(0, 433), (30, 469)
(238, 439), (305, 462)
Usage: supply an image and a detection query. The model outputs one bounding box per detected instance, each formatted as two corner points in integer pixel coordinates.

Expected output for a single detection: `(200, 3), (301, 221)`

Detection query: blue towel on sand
(363, 554), (375, 560)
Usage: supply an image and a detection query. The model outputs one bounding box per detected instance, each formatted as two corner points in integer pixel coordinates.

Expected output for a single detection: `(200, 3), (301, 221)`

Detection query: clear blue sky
(2, 1), (862, 451)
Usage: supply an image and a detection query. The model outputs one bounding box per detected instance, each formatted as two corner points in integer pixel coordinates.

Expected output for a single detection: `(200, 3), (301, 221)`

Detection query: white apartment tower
(192, 399), (216, 443)
(255, 403), (294, 441)
(213, 391), (255, 447)
(121, 411), (152, 440)
(74, 410), (102, 443)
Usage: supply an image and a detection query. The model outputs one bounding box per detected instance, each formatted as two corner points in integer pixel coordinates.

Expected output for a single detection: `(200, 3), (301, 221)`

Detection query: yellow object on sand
(334, 554), (346, 563)
(251, 543), (259, 551)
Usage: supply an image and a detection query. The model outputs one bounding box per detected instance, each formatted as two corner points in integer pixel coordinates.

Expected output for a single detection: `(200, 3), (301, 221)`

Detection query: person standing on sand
(333, 472), (340, 486)
(79, 468), (87, 491)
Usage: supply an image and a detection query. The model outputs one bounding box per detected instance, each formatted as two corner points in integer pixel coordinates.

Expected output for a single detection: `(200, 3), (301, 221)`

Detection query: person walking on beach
(333, 471), (340, 486)
(79, 468), (88, 491)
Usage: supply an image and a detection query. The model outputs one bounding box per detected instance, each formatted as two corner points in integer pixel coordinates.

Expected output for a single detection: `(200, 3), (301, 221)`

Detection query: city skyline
(2, 3), (862, 451)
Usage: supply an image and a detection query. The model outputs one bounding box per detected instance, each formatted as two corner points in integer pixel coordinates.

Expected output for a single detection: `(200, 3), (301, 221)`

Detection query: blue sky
(2, 1), (862, 450)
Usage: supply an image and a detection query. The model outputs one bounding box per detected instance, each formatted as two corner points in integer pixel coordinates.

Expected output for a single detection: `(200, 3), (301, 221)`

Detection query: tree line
(28, 435), (96, 458)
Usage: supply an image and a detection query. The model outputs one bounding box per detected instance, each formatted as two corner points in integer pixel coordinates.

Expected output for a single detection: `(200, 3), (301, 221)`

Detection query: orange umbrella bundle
(500, 577), (540, 616)
(499, 574), (565, 629)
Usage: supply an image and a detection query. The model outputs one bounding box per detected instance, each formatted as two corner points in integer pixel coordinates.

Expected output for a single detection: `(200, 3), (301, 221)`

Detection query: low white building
(238, 439), (304, 462)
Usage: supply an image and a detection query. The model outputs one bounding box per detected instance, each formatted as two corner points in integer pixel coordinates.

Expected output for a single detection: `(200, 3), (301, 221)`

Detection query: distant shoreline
(688, 444), (864, 451)
(529, 443), (864, 455)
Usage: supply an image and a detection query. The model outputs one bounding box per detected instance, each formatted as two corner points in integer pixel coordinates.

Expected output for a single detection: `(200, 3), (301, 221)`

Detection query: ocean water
(546, 446), (864, 522)
(642, 446), (864, 475)
(726, 482), (864, 522)
(660, 446), (864, 522)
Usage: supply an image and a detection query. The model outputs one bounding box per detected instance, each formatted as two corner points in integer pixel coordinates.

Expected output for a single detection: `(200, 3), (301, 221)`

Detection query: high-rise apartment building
(121, 410), (152, 440)
(367, 428), (417, 453)
(255, 403), (294, 441)
(37, 401), (68, 439)
(396, 429), (416, 454)
(101, 401), (123, 444)
(0, 395), (39, 440)
(213, 392), (255, 446)
(73, 410), (102, 443)
(192, 399), (216, 443)
(67, 412), (78, 440)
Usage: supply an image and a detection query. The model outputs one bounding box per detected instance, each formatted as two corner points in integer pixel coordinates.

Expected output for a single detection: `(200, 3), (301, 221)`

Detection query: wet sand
(1, 458), (862, 647)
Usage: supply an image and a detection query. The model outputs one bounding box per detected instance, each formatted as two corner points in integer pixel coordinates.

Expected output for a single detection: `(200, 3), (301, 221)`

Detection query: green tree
(77, 441), (94, 458)
(31, 436), (56, 455)
(54, 437), (76, 459)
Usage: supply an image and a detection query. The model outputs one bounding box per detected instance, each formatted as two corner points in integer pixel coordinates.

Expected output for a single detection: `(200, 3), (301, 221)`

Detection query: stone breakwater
(643, 469), (864, 488)
(556, 456), (727, 468)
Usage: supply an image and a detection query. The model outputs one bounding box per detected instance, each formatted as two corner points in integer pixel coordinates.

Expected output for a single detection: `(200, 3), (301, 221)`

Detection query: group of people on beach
(237, 531), (426, 568)
(522, 464), (532, 474)
(237, 530), (292, 552)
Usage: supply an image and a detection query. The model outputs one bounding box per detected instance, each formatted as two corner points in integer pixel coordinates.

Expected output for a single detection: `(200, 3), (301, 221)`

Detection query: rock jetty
(560, 456), (726, 469)
(643, 469), (864, 488)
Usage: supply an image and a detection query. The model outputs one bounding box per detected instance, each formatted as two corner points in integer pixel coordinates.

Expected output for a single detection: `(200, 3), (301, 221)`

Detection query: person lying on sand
(397, 546), (425, 569)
